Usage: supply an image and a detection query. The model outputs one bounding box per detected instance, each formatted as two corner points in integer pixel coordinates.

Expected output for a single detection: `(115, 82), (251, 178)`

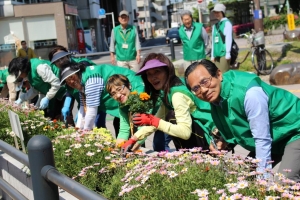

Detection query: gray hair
(180, 10), (192, 19)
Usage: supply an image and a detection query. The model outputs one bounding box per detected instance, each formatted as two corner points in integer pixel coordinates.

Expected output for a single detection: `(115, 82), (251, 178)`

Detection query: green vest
(81, 64), (140, 117)
(28, 58), (66, 99)
(0, 69), (8, 88)
(64, 57), (97, 104)
(179, 22), (205, 61)
(211, 71), (300, 154)
(166, 82), (215, 143)
(71, 57), (96, 66)
(212, 19), (230, 57)
(113, 25), (137, 61)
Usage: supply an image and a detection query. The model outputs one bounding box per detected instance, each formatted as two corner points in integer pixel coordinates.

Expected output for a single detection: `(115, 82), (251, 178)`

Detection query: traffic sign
(287, 14), (295, 30)
(98, 8), (106, 19)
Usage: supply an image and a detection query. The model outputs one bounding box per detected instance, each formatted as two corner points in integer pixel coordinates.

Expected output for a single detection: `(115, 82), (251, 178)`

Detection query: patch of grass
(238, 41), (300, 72)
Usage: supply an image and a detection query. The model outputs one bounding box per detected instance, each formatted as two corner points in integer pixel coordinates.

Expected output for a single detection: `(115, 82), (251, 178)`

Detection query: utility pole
(197, 0), (203, 23)
(143, 0), (149, 39)
(253, 0), (264, 32)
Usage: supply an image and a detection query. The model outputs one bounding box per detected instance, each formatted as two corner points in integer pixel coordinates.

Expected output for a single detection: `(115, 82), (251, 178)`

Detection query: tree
(280, 0), (300, 14)
(192, 7), (199, 22)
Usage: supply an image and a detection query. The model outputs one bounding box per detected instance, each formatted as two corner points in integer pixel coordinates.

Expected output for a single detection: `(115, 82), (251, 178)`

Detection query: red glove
(132, 113), (160, 128)
(121, 138), (137, 154)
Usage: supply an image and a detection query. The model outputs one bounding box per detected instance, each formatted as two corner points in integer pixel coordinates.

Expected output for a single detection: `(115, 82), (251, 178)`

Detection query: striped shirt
(79, 76), (104, 108)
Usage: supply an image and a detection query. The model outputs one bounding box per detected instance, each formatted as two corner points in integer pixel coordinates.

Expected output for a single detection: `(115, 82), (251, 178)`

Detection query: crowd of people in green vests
(1, 3), (300, 183)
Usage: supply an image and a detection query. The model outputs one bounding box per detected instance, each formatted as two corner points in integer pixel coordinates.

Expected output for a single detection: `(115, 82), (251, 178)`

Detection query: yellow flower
(139, 92), (150, 101)
(130, 91), (138, 95)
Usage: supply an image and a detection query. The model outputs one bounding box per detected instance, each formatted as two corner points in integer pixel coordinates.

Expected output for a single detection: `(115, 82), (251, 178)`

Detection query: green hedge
(264, 14), (300, 30)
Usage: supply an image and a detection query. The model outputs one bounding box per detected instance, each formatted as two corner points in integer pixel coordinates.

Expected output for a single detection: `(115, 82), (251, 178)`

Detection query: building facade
(0, 0), (79, 66)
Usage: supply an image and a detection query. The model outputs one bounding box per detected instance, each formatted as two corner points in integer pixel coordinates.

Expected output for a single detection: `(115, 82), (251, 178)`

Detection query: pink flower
(230, 193), (243, 199)
(235, 160), (244, 165)
(228, 187), (238, 193)
(283, 169), (292, 173)
(217, 189), (225, 194)
(210, 160), (220, 166)
(281, 193), (293, 198)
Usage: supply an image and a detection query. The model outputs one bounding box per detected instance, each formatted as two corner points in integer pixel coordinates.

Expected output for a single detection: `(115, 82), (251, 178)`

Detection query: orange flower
(134, 149), (142, 153)
(139, 92), (150, 101)
(130, 91), (138, 95)
(117, 141), (126, 148)
(53, 119), (57, 123)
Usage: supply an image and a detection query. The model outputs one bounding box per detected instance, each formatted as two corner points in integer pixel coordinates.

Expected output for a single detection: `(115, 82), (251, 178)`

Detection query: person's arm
(18, 87), (39, 102)
(224, 20), (233, 60)
(36, 64), (60, 100)
(6, 81), (17, 102)
(116, 107), (130, 140)
(16, 49), (21, 57)
(134, 92), (193, 140)
(201, 27), (209, 47)
(211, 26), (215, 61)
(109, 30), (116, 65)
(76, 105), (85, 129)
(30, 48), (37, 58)
(84, 76), (104, 130)
(244, 86), (272, 177)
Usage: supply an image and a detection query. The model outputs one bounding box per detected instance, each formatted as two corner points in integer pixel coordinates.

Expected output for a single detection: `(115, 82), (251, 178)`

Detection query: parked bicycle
(237, 30), (274, 75)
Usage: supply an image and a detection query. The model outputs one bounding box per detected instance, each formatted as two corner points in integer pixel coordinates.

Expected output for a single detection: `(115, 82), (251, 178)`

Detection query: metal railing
(0, 135), (107, 200)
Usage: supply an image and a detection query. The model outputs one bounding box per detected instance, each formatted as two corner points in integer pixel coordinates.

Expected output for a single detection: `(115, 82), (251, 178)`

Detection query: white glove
(15, 98), (23, 105)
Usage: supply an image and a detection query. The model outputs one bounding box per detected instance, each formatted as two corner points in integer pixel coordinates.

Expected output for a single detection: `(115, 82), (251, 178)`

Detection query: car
(166, 28), (181, 44)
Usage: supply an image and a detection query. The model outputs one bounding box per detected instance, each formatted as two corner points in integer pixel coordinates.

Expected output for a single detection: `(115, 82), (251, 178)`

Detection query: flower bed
(2, 99), (300, 199)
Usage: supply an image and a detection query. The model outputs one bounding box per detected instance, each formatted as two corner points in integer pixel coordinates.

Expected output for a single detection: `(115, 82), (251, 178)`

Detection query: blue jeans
(153, 130), (172, 152)
(95, 111), (107, 128)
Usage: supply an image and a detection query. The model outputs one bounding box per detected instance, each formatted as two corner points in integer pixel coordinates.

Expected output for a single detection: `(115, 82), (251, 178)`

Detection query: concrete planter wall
(0, 151), (77, 200)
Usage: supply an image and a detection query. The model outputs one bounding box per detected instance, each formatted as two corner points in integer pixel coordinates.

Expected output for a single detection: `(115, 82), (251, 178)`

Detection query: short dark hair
(48, 45), (68, 61)
(21, 40), (26, 44)
(106, 74), (130, 95)
(184, 59), (219, 90)
(8, 57), (31, 78)
(59, 61), (86, 82)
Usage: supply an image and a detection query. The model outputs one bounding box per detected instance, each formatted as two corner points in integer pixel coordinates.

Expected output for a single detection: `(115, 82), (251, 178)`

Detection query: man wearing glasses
(17, 40), (37, 59)
(110, 10), (141, 72)
(185, 59), (300, 182)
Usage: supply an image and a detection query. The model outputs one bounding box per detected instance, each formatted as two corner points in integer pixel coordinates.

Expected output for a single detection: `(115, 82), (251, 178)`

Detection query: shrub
(263, 14), (300, 30)
(0, 99), (66, 149)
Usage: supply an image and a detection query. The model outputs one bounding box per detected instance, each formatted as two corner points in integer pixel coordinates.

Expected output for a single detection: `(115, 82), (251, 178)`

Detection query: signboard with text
(8, 110), (25, 152)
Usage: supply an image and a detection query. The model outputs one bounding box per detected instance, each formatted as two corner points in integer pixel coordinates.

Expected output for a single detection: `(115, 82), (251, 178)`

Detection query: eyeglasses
(110, 85), (125, 98)
(190, 76), (212, 95)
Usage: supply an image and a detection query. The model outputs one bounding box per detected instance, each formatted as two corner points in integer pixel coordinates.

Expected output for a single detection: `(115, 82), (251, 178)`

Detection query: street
(86, 37), (184, 64)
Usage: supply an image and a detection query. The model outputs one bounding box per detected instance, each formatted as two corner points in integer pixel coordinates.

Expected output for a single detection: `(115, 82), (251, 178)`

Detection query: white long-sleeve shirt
(19, 64), (60, 101)
(211, 17), (233, 60)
